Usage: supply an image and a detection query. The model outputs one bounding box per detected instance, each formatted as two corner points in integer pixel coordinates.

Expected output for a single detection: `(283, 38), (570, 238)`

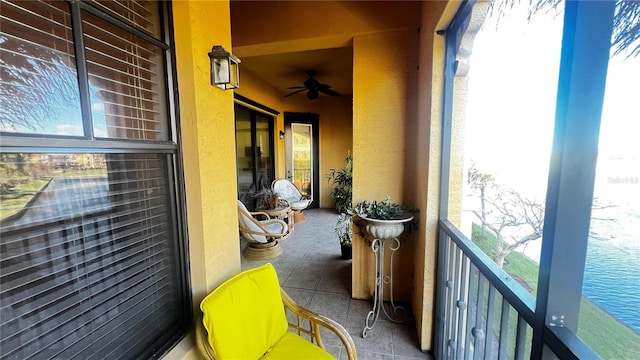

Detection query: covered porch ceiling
(238, 46), (354, 98)
(230, 0), (425, 99)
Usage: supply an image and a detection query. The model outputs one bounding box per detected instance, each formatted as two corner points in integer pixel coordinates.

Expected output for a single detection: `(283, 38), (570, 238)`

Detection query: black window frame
(0, 0), (191, 358)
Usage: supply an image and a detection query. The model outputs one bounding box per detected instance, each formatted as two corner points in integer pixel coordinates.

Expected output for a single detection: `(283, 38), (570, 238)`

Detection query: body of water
(584, 177), (640, 334)
(520, 180), (640, 334)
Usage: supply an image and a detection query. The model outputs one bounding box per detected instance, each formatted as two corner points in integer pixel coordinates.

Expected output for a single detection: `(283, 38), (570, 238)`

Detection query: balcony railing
(434, 220), (599, 359)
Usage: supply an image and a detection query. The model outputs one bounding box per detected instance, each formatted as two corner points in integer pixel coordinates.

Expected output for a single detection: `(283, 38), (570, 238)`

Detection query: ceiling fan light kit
(284, 71), (341, 99)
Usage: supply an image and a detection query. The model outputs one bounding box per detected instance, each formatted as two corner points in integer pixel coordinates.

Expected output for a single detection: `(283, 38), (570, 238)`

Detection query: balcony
(240, 208), (432, 360)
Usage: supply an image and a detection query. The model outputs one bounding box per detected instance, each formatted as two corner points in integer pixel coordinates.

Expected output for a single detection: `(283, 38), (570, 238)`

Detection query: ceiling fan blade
(284, 88), (307, 97)
(317, 88), (340, 97)
(317, 83), (332, 89)
(287, 86), (306, 89)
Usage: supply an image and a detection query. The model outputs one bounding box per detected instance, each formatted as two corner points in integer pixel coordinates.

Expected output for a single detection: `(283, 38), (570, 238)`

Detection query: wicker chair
(237, 200), (289, 259)
(271, 179), (312, 222)
(196, 263), (357, 359)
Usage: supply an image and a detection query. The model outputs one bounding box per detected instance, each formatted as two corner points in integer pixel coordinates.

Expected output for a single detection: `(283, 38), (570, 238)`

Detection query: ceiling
(238, 46), (354, 98)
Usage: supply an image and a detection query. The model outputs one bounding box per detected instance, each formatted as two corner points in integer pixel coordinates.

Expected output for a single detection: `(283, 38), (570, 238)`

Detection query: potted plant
(327, 152), (352, 213)
(335, 212), (353, 259)
(253, 188), (281, 210)
(354, 196), (417, 240)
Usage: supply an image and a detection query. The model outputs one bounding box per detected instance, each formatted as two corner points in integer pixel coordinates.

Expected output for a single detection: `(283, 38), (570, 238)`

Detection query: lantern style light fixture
(208, 45), (241, 90)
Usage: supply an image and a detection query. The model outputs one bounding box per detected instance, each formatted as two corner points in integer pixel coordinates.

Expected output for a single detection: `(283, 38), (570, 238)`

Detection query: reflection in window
(579, 51), (640, 358)
(0, 1), (83, 136)
(235, 105), (275, 210)
(0, 1), (187, 358)
(83, 10), (168, 140)
(0, 152), (183, 359)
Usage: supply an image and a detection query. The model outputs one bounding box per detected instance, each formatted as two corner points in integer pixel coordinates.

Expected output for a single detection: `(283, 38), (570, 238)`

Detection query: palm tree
(491, 0), (639, 57)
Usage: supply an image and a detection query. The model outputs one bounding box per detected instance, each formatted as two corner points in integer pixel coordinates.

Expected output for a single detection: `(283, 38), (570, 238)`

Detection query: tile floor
(240, 208), (434, 360)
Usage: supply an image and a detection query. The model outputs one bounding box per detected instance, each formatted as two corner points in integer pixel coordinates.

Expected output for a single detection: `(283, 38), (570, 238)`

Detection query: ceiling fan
(284, 71), (340, 100)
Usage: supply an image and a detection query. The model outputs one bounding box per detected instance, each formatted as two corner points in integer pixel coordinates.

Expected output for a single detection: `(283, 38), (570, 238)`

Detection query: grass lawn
(0, 178), (50, 219)
(471, 224), (640, 359)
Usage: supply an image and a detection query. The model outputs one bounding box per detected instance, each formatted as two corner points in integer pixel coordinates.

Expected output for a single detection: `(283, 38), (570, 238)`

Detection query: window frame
(0, 0), (191, 358)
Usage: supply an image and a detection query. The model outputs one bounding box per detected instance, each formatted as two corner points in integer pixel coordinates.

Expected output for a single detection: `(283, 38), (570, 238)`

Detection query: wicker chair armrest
(281, 289), (357, 360)
(260, 219), (288, 236)
(195, 315), (218, 360)
(250, 211), (271, 220)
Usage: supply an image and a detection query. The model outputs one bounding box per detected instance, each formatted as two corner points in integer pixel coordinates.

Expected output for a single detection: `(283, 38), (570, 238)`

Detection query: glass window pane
(451, 2), (564, 296)
(256, 114), (273, 188)
(87, 0), (162, 39)
(0, 1), (83, 136)
(235, 106), (275, 211)
(292, 123), (312, 197)
(0, 152), (185, 359)
(236, 107), (254, 206)
(579, 48), (640, 358)
(83, 11), (168, 140)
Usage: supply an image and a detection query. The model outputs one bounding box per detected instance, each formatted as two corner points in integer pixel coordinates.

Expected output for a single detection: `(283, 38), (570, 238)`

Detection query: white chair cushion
(261, 220), (288, 235)
(289, 199), (312, 210)
(272, 180), (311, 211)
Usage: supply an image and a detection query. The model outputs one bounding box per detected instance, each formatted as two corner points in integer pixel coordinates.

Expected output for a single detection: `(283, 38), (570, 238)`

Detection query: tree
(491, 0), (640, 57)
(467, 164), (495, 233)
(467, 167), (544, 268)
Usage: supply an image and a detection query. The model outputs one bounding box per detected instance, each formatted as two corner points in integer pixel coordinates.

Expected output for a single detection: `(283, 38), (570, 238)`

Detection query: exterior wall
(411, 1), (460, 350)
(237, 69), (353, 209)
(166, 1), (240, 359)
(234, 67), (287, 179)
(411, 0), (463, 351)
(282, 95), (353, 208)
(352, 28), (420, 301)
(163, 0), (459, 357)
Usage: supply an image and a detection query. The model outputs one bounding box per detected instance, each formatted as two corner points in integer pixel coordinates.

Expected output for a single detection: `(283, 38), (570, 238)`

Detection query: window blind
(0, 153), (183, 359)
(0, 0), (188, 358)
(82, 10), (168, 141)
(88, 0), (162, 39)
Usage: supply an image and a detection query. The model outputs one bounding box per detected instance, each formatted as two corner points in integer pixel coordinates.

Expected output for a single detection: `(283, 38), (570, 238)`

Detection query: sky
(463, 2), (640, 198)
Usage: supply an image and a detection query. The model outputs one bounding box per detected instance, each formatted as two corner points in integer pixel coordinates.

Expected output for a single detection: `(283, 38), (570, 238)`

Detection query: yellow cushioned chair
(196, 263), (357, 360)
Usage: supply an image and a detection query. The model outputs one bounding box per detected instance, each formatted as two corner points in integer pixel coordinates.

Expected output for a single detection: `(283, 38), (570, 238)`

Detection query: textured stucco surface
(167, 1), (240, 358)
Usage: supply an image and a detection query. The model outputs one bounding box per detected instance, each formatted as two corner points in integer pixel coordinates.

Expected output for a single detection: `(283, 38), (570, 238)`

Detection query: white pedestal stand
(361, 216), (413, 338)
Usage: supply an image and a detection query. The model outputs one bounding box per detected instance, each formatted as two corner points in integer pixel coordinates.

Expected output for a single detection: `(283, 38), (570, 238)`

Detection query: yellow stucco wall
(410, 0), (463, 351)
(282, 95), (353, 208)
(352, 28), (420, 301)
(236, 69), (353, 208)
(162, 0), (460, 357)
(165, 1), (240, 358)
(234, 67), (287, 178)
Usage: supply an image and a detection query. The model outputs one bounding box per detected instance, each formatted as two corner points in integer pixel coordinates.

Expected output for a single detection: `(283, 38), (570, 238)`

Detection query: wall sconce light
(208, 45), (241, 90)
(279, 130), (285, 140)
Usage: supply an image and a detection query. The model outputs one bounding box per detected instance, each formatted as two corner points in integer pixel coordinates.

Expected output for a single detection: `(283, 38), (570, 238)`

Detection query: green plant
(334, 212), (353, 247)
(354, 195), (412, 220)
(353, 196), (419, 243)
(327, 151), (352, 213)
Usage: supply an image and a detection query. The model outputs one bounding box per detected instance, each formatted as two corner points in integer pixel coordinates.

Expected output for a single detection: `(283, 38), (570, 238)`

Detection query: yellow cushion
(263, 332), (335, 359)
(200, 263), (288, 359)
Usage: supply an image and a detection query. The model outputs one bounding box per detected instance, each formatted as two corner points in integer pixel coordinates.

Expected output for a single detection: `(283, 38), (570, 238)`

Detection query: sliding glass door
(235, 104), (275, 210)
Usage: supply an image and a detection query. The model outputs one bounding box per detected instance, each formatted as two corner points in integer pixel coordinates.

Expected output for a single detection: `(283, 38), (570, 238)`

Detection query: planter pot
(360, 215), (414, 240)
(340, 245), (352, 260)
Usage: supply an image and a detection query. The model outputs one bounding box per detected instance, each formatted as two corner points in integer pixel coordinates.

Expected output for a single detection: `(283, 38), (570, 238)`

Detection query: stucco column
(352, 29), (419, 301)
(172, 0), (241, 313)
